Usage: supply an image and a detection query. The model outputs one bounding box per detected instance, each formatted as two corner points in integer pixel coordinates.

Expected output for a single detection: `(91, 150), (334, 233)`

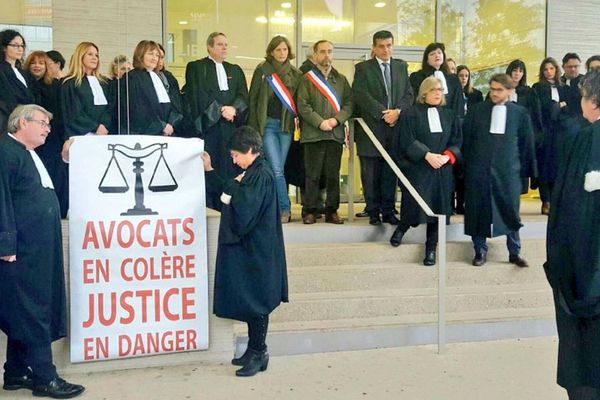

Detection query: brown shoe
(325, 212), (344, 224)
(281, 211), (291, 224)
(541, 202), (550, 215)
(303, 213), (316, 224)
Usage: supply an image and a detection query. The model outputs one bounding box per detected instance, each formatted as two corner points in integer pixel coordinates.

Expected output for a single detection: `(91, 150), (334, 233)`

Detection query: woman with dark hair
(456, 65), (483, 113)
(202, 126), (288, 377)
(0, 29), (38, 132)
(545, 69), (600, 400)
(248, 35), (302, 223)
(118, 40), (183, 135)
(532, 57), (571, 215)
(409, 42), (464, 117)
(61, 42), (112, 137)
(586, 55), (600, 71)
(37, 50), (68, 218)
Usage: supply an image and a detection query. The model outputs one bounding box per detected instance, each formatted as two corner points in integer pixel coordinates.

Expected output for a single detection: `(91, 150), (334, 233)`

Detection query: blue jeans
(472, 231), (521, 256)
(263, 118), (292, 212)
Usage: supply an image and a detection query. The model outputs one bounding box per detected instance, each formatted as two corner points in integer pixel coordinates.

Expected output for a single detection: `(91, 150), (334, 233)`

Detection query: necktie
(382, 62), (392, 108)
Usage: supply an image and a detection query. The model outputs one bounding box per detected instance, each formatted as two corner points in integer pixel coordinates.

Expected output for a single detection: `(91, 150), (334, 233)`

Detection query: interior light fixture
(374, 2), (386, 7)
(255, 16), (268, 23)
(178, 20), (189, 25)
(281, 2), (292, 8)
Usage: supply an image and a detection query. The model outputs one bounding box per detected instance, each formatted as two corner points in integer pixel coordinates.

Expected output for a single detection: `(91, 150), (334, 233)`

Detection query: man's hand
(1, 255), (16, 262)
(163, 123), (174, 136)
(382, 109), (400, 125)
(61, 138), (75, 162)
(96, 124), (109, 135)
(319, 120), (333, 131)
(202, 151), (213, 172)
(425, 152), (450, 169)
(221, 106), (236, 122)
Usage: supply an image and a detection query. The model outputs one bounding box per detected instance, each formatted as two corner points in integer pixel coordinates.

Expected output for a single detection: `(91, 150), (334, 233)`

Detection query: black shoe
(3, 373), (34, 391)
(33, 377), (85, 399)
(509, 255), (529, 268)
(231, 348), (251, 366)
(472, 252), (487, 267)
(423, 251), (436, 266)
(355, 210), (369, 218)
(390, 226), (405, 247)
(235, 348), (269, 377)
(369, 215), (381, 225)
(381, 214), (399, 225)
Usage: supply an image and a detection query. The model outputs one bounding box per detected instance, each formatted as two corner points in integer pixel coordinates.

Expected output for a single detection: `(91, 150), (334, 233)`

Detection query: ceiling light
(374, 2), (386, 7)
(178, 20), (189, 25)
(255, 16), (268, 23)
(281, 2), (292, 8)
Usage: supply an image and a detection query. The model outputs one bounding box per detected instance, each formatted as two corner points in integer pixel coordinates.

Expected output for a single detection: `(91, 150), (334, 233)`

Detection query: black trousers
(246, 315), (269, 352)
(398, 221), (439, 252)
(539, 181), (554, 204)
(4, 338), (57, 385)
(568, 387), (600, 400)
(359, 155), (396, 217)
(303, 141), (343, 214)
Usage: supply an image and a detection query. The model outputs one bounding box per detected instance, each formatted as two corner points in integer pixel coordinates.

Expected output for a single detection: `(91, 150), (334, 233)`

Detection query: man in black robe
(0, 105), (84, 398)
(352, 30), (414, 225)
(545, 70), (600, 400)
(183, 32), (248, 209)
(462, 73), (536, 267)
(561, 53), (588, 135)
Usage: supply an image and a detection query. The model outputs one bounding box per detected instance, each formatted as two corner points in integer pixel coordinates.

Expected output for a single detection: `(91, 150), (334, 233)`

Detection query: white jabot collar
(7, 133), (54, 189)
(86, 76), (108, 105)
(551, 86), (560, 102)
(433, 70), (448, 95)
(149, 71), (171, 103)
(490, 104), (507, 134)
(509, 91), (518, 103)
(427, 107), (443, 133)
(209, 56), (229, 91)
(12, 67), (27, 87)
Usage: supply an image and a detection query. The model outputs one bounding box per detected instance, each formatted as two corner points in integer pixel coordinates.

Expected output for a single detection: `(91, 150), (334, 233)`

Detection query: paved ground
(3, 336), (566, 400)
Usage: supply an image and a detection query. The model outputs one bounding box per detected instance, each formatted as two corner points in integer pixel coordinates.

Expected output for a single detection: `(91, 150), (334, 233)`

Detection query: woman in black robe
(390, 76), (461, 266)
(202, 126), (288, 377)
(0, 29), (38, 133)
(118, 40), (182, 135)
(409, 42), (464, 118)
(532, 57), (572, 215)
(545, 70), (600, 400)
(61, 42), (113, 137)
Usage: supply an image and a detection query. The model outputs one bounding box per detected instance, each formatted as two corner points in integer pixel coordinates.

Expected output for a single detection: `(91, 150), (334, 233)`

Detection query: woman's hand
(61, 138), (75, 162)
(202, 151), (213, 171)
(163, 123), (174, 136)
(425, 152), (450, 169)
(96, 124), (109, 135)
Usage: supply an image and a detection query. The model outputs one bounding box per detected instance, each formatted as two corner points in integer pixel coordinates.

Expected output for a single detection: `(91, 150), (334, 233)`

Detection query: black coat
(61, 76), (113, 137)
(206, 156), (288, 321)
(410, 67), (465, 118)
(396, 104), (462, 226)
(545, 120), (600, 390)
(183, 58), (248, 184)
(462, 101), (536, 237)
(118, 69), (183, 135)
(463, 88), (483, 113)
(0, 61), (38, 132)
(352, 58), (414, 157)
(0, 135), (67, 345)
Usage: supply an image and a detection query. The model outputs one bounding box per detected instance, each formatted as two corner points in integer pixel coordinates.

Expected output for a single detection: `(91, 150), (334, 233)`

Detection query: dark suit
(352, 57), (414, 218)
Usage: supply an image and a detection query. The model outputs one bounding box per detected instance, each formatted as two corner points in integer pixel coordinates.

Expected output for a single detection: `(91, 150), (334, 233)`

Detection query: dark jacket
(352, 57), (414, 157)
(0, 61), (38, 133)
(410, 67), (465, 118)
(61, 76), (113, 137)
(297, 67), (353, 144)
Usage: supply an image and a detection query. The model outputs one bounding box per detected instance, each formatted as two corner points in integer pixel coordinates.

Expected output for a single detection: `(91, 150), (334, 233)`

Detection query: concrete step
(287, 260), (548, 293)
(285, 239), (547, 267)
(270, 283), (553, 323)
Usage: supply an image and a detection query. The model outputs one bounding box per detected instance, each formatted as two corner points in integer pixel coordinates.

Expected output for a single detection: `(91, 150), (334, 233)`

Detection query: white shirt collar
(86, 76), (108, 106)
(149, 71), (171, 103)
(208, 56), (229, 91)
(490, 105), (507, 134)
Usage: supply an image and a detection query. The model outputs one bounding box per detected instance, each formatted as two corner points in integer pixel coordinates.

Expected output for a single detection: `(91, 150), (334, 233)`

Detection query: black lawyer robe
(0, 61), (38, 132)
(395, 104), (462, 226)
(61, 76), (113, 137)
(463, 88), (483, 112)
(0, 135), (67, 345)
(183, 58), (248, 179)
(410, 67), (465, 118)
(118, 69), (183, 135)
(462, 101), (536, 237)
(205, 156), (288, 321)
(545, 120), (600, 390)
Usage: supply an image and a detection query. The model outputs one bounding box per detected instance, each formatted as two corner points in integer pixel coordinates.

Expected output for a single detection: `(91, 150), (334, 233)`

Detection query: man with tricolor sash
(297, 40), (353, 224)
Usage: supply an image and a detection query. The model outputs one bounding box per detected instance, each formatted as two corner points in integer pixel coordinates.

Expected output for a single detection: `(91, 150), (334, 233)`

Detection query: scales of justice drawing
(98, 142), (178, 216)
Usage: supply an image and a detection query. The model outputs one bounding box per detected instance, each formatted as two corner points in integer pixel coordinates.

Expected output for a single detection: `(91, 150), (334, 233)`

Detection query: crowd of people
(2, 26), (600, 398)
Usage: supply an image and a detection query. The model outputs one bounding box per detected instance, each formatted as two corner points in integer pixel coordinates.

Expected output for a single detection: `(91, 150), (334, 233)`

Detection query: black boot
(235, 348), (269, 377)
(231, 348), (251, 366)
(390, 226), (405, 247)
(423, 251), (436, 266)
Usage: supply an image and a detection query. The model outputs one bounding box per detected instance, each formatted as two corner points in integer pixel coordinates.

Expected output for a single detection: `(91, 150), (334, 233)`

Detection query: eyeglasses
(7, 43), (26, 49)
(28, 119), (51, 130)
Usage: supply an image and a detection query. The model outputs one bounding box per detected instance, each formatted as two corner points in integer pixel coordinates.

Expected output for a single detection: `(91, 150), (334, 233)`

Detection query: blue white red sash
(265, 73), (298, 116)
(305, 70), (341, 113)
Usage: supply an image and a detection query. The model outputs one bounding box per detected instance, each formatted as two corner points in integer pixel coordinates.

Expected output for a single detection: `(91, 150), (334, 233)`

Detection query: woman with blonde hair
(23, 50), (46, 80)
(248, 35), (302, 223)
(61, 42), (112, 137)
(390, 76), (461, 266)
(117, 40), (182, 135)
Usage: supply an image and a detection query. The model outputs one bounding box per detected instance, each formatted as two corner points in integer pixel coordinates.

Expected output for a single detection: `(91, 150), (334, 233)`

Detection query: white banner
(69, 135), (208, 363)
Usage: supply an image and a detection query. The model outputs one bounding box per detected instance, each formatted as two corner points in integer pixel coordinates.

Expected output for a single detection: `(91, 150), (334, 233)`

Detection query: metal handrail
(347, 117), (447, 354)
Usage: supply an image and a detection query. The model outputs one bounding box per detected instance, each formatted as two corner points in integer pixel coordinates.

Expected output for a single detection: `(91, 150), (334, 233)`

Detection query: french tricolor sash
(306, 70), (341, 113)
(265, 73), (298, 116)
